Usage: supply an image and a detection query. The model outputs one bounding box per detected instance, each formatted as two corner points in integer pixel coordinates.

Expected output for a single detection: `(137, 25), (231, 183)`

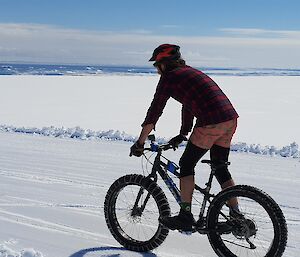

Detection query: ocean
(1, 63), (300, 76)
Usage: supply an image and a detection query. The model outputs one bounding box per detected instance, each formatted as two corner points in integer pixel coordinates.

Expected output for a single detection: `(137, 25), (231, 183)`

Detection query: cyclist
(130, 44), (239, 232)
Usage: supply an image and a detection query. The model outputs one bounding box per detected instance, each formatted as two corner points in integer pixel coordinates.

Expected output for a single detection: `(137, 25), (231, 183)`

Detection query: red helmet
(149, 44), (181, 63)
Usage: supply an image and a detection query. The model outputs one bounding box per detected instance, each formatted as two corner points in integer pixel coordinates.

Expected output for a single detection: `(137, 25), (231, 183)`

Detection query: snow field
(0, 132), (299, 257)
(0, 75), (299, 147)
(0, 74), (299, 256)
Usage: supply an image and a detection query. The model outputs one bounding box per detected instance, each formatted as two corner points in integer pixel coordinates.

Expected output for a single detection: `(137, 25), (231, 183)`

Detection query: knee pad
(179, 142), (207, 178)
(210, 144), (232, 184)
(214, 166), (232, 184)
(179, 155), (196, 177)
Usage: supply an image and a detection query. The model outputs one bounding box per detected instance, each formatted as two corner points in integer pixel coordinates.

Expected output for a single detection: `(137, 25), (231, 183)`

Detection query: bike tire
(104, 174), (170, 252)
(207, 185), (287, 257)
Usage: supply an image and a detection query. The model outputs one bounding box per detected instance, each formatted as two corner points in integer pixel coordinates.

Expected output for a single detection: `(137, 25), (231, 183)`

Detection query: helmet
(149, 44), (181, 63)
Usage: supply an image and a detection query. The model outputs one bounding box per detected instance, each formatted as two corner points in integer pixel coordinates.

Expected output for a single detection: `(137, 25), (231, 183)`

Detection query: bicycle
(104, 135), (287, 257)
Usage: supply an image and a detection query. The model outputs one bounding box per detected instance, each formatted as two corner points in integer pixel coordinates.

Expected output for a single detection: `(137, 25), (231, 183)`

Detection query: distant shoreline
(1, 63), (300, 76)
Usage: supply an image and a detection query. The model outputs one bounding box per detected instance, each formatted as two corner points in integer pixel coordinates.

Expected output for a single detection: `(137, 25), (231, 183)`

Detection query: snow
(0, 74), (299, 256)
(0, 245), (43, 257)
(0, 132), (299, 257)
(0, 75), (299, 147)
(0, 125), (298, 159)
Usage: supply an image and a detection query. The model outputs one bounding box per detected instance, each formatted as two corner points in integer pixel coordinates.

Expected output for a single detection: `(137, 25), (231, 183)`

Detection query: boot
(215, 206), (244, 234)
(159, 209), (195, 232)
(229, 205), (244, 220)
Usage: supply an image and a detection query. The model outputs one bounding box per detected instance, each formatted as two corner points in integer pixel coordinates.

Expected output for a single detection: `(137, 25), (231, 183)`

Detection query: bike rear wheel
(104, 174), (170, 252)
(207, 185), (287, 257)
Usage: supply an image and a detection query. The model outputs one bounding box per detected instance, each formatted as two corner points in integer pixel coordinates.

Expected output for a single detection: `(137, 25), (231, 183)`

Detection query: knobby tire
(207, 185), (287, 257)
(104, 174), (170, 252)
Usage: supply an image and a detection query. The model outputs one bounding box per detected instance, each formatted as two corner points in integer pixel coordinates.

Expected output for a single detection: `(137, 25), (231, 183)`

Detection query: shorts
(189, 119), (237, 149)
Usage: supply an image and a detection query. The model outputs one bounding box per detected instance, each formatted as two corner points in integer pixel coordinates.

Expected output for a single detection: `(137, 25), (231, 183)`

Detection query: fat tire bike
(104, 135), (287, 257)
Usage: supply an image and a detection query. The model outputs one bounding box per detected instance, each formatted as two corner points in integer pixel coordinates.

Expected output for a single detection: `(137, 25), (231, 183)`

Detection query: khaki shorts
(189, 119), (237, 149)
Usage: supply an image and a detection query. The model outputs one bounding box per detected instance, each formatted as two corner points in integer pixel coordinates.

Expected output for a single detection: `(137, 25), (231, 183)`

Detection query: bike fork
(131, 187), (152, 216)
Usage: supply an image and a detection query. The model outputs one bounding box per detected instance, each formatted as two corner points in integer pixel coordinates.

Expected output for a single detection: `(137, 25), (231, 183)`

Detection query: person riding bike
(130, 44), (240, 232)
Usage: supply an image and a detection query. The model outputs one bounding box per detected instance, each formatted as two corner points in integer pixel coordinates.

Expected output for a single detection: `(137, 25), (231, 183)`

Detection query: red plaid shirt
(142, 66), (239, 135)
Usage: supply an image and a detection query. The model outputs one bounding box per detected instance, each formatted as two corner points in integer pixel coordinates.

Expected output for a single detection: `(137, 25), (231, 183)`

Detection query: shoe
(215, 207), (244, 234)
(229, 207), (244, 220)
(159, 209), (195, 232)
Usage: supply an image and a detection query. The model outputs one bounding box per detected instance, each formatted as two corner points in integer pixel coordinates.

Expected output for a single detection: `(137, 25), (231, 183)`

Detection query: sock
(180, 202), (191, 212)
(230, 204), (240, 213)
(231, 204), (239, 211)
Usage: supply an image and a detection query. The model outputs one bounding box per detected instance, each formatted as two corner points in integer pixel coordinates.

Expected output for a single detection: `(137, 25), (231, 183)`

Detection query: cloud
(220, 28), (300, 38)
(0, 23), (300, 68)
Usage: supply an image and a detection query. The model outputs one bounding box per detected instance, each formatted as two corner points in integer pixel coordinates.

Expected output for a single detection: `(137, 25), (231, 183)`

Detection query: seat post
(205, 167), (215, 189)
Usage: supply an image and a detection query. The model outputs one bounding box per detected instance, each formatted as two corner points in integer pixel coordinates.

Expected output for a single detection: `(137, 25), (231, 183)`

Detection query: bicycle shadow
(69, 246), (158, 257)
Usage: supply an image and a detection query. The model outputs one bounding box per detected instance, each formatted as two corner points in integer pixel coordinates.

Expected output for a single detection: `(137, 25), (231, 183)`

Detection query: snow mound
(0, 245), (43, 257)
(0, 124), (299, 159)
(0, 125), (137, 141)
(231, 142), (300, 158)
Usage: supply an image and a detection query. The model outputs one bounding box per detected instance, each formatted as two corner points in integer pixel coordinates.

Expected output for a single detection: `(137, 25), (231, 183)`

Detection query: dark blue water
(1, 63), (300, 76)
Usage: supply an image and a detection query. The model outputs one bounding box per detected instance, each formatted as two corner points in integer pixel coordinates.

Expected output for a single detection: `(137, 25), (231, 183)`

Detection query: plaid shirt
(142, 66), (239, 135)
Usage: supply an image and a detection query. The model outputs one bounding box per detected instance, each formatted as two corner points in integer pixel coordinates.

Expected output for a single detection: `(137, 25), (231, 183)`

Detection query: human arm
(141, 77), (170, 130)
(167, 106), (192, 149)
(129, 124), (154, 157)
(168, 134), (187, 149)
(137, 123), (154, 145)
(131, 78), (169, 157)
(179, 105), (194, 136)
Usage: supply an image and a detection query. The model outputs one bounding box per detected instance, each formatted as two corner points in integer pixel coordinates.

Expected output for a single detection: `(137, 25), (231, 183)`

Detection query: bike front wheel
(104, 174), (170, 252)
(207, 185), (287, 257)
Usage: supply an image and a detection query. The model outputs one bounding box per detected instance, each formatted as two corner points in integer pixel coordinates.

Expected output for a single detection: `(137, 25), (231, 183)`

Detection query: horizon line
(1, 62), (299, 71)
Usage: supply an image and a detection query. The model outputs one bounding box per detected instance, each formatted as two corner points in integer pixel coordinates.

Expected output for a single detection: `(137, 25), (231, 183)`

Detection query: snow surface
(0, 132), (299, 257)
(0, 125), (298, 159)
(0, 74), (299, 256)
(0, 75), (299, 147)
(0, 244), (43, 257)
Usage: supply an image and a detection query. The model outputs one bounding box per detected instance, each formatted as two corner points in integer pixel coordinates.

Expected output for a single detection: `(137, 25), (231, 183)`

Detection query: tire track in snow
(0, 208), (109, 242)
(0, 168), (106, 188)
(0, 196), (103, 217)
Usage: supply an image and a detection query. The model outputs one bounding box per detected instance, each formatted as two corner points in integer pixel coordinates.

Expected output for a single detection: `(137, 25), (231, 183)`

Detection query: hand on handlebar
(168, 134), (187, 150)
(129, 141), (145, 157)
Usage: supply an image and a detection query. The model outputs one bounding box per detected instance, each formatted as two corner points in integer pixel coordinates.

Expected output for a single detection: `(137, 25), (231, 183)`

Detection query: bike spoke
(114, 185), (160, 242)
(217, 196), (275, 257)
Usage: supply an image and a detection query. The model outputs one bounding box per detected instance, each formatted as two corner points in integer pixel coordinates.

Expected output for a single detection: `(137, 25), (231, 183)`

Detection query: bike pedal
(179, 230), (192, 235)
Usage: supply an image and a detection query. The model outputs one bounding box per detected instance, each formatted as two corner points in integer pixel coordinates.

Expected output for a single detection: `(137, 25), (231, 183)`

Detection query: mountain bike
(104, 135), (287, 257)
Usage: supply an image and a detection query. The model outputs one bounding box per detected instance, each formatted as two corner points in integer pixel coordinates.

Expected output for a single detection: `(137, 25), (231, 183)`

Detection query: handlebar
(144, 142), (174, 153)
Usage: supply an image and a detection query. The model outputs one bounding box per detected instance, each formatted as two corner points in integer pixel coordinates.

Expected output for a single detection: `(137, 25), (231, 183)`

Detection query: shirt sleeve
(141, 77), (170, 128)
(180, 105), (194, 135)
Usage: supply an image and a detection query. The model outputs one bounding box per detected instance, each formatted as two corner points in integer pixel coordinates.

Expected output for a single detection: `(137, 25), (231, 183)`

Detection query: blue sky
(1, 0), (300, 67)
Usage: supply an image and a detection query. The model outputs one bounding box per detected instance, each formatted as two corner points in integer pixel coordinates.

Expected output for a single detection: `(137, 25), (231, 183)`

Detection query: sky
(0, 0), (300, 68)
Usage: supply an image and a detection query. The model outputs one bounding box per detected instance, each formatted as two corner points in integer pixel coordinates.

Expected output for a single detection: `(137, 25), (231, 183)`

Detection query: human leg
(208, 119), (238, 209)
(179, 141), (208, 207)
(161, 119), (238, 230)
(210, 144), (238, 208)
(159, 142), (207, 231)
(180, 175), (194, 204)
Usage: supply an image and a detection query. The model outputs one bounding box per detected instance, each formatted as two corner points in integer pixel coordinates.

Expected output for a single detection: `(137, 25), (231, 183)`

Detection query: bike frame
(140, 141), (218, 224)
(106, 138), (287, 255)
